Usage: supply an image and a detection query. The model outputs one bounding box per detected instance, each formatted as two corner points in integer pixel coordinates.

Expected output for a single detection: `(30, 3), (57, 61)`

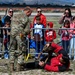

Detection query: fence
(0, 27), (75, 60)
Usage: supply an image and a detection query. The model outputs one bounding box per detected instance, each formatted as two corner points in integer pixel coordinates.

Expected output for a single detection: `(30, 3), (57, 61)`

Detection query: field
(0, 12), (75, 75)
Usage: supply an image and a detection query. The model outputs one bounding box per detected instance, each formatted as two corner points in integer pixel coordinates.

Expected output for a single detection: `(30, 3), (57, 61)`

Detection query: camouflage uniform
(10, 12), (31, 71)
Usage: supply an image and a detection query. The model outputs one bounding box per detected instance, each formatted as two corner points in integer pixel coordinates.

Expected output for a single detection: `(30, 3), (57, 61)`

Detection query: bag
(2, 16), (6, 26)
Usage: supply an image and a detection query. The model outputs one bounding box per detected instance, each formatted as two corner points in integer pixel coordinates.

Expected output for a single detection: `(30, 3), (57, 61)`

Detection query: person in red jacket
(45, 22), (56, 43)
(39, 54), (70, 72)
(33, 7), (47, 28)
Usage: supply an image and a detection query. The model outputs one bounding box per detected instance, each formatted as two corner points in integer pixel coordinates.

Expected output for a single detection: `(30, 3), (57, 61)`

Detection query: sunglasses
(9, 11), (13, 13)
(37, 11), (41, 13)
(65, 12), (69, 14)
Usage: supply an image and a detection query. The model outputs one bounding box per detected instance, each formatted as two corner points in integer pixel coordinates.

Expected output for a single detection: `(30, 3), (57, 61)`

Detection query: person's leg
(10, 37), (17, 71)
(65, 40), (70, 54)
(35, 41), (39, 58)
(40, 41), (44, 58)
(73, 35), (75, 60)
(69, 37), (73, 59)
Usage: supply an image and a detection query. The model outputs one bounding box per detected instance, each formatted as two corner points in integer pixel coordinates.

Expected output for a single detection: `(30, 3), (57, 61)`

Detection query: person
(39, 54), (70, 72)
(59, 8), (72, 25)
(45, 22), (56, 43)
(10, 6), (32, 71)
(33, 7), (47, 28)
(33, 15), (44, 59)
(2, 8), (13, 26)
(58, 8), (72, 46)
(3, 20), (11, 59)
(69, 16), (75, 60)
(58, 20), (71, 54)
(37, 41), (69, 62)
(0, 16), (3, 59)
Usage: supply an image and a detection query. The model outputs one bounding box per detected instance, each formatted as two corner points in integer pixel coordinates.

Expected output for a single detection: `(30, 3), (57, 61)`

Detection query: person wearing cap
(10, 6), (32, 71)
(45, 22), (56, 43)
(33, 7), (47, 28)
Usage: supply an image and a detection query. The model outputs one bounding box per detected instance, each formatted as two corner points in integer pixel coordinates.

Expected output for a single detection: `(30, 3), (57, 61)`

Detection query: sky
(0, 0), (75, 5)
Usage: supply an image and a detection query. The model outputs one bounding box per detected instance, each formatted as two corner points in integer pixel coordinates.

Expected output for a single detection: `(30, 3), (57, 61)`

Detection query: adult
(38, 42), (70, 72)
(39, 54), (70, 72)
(2, 8), (13, 59)
(10, 6), (32, 71)
(59, 8), (72, 25)
(2, 8), (13, 26)
(58, 8), (72, 47)
(33, 7), (47, 28)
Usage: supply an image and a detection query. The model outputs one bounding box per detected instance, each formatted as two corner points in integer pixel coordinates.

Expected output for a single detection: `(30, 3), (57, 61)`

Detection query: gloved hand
(19, 33), (24, 39)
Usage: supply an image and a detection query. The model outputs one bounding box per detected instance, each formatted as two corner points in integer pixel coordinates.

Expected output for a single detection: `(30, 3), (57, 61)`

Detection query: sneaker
(4, 53), (9, 59)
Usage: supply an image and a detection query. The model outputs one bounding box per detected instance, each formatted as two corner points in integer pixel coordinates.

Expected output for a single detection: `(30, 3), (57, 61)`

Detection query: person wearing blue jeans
(69, 35), (75, 60)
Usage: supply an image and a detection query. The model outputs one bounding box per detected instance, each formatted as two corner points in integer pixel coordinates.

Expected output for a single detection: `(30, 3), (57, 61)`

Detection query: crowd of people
(0, 6), (75, 72)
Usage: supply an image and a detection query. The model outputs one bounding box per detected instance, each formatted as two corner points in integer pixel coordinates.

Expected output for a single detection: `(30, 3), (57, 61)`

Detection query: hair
(23, 6), (32, 12)
(72, 16), (75, 21)
(62, 55), (69, 63)
(36, 15), (41, 20)
(65, 8), (72, 17)
(64, 20), (70, 28)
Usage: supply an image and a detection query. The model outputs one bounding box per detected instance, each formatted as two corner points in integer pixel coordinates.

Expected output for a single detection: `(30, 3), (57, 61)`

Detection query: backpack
(1, 16), (6, 26)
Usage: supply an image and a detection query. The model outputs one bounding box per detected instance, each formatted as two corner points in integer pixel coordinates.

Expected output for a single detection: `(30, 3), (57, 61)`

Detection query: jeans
(35, 41), (44, 58)
(69, 35), (75, 59)
(62, 40), (70, 54)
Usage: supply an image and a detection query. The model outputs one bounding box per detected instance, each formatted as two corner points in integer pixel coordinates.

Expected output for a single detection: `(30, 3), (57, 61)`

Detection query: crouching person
(39, 54), (70, 72)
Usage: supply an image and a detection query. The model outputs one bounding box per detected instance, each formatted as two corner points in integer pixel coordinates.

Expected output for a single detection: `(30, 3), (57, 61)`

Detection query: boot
(16, 63), (21, 71)
(10, 63), (14, 72)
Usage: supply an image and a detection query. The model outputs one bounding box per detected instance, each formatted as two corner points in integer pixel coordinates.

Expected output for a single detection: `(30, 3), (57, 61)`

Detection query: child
(3, 20), (10, 59)
(59, 20), (71, 54)
(45, 22), (56, 43)
(33, 15), (44, 59)
(69, 16), (75, 60)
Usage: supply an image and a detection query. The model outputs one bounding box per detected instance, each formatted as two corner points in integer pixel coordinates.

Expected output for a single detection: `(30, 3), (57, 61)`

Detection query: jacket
(44, 54), (70, 72)
(45, 30), (56, 42)
(33, 14), (46, 28)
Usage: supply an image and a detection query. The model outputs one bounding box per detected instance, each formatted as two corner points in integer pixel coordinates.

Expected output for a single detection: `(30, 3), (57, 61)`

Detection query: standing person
(59, 8), (72, 25)
(58, 8), (72, 46)
(3, 20), (11, 59)
(10, 6), (32, 71)
(45, 22), (56, 43)
(0, 16), (3, 58)
(33, 7), (47, 28)
(33, 15), (44, 59)
(2, 8), (13, 26)
(69, 16), (75, 60)
(58, 20), (71, 54)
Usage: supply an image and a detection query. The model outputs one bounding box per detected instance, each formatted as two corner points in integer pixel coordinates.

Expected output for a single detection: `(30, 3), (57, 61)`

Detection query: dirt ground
(0, 60), (75, 75)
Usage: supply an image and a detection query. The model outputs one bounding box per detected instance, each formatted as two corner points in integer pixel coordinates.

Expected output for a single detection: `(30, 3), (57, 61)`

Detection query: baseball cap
(37, 8), (42, 12)
(48, 22), (53, 28)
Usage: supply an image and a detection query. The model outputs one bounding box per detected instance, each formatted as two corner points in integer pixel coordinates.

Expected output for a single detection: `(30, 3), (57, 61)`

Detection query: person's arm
(44, 64), (59, 72)
(53, 30), (57, 39)
(42, 16), (46, 28)
(59, 15), (65, 24)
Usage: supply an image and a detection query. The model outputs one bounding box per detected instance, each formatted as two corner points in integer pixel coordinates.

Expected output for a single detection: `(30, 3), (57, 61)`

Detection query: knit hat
(48, 22), (53, 28)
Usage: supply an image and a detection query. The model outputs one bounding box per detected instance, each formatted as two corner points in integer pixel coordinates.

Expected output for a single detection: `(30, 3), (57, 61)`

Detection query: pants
(10, 35), (27, 64)
(69, 35), (75, 59)
(35, 41), (44, 58)
(62, 40), (70, 54)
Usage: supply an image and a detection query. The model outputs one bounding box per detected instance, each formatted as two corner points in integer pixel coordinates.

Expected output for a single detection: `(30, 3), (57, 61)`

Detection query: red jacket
(33, 14), (46, 28)
(51, 42), (63, 54)
(45, 30), (56, 42)
(44, 54), (70, 72)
